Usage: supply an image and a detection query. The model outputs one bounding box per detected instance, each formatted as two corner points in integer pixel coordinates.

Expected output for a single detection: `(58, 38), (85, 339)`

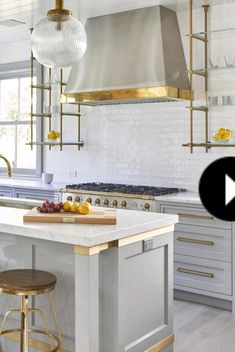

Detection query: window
(0, 61), (42, 176)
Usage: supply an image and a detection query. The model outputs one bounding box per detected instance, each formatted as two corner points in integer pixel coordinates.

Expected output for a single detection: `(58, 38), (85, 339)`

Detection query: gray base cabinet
(159, 201), (234, 311)
(0, 186), (61, 202)
(14, 188), (61, 202)
(99, 232), (173, 352)
(0, 187), (13, 197)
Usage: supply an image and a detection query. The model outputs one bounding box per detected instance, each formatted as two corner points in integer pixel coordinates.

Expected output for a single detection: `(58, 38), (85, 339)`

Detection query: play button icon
(199, 157), (235, 221)
(225, 174), (235, 206)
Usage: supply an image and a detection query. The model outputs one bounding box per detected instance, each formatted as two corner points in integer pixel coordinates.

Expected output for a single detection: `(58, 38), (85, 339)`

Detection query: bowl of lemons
(47, 130), (61, 141)
(213, 128), (233, 143)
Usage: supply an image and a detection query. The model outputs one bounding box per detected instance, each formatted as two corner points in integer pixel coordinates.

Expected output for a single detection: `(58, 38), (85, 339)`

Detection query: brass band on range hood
(62, 86), (193, 105)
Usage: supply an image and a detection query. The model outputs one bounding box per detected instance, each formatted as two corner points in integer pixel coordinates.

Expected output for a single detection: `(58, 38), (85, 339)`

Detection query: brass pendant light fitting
(47, 0), (72, 21)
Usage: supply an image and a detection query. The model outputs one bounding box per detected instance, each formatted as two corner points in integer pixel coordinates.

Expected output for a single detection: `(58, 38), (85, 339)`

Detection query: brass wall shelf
(184, 1), (210, 153)
(32, 113), (52, 118)
(27, 142), (84, 147)
(31, 84), (51, 90)
(62, 112), (81, 117)
(28, 41), (84, 152)
(184, 2), (235, 152)
(188, 26), (235, 37)
(183, 143), (235, 148)
(194, 66), (235, 74)
(187, 106), (208, 112)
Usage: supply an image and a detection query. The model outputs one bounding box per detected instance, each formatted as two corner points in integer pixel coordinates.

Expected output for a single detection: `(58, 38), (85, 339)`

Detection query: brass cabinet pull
(178, 213), (214, 220)
(177, 267), (214, 278)
(176, 237), (214, 246)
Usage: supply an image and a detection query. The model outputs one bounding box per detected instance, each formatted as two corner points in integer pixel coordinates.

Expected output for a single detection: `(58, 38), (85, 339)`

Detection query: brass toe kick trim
(145, 334), (174, 352)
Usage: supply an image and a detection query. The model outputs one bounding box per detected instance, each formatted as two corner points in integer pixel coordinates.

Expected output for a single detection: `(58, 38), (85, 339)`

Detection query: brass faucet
(0, 155), (12, 177)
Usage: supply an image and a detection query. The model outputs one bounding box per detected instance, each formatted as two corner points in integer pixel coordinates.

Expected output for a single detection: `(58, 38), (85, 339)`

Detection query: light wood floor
(174, 300), (235, 352)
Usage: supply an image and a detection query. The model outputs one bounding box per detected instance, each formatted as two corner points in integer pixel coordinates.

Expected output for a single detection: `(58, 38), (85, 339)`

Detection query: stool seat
(0, 269), (57, 295)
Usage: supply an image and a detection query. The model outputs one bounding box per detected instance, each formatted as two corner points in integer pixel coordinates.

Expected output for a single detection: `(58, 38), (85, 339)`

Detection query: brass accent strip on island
(118, 225), (174, 247)
(145, 334), (174, 352)
(74, 241), (118, 256)
(74, 225), (175, 256)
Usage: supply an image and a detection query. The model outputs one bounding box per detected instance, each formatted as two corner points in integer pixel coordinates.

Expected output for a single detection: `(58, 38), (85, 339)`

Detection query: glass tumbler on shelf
(208, 96), (218, 106)
(224, 55), (235, 68)
(222, 95), (233, 105)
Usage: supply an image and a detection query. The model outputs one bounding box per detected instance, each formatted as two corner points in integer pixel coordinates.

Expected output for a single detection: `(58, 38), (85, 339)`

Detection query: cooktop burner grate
(65, 183), (185, 197)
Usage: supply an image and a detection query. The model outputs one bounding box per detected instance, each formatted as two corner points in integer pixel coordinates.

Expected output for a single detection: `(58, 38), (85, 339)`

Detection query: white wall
(3, 2), (235, 191)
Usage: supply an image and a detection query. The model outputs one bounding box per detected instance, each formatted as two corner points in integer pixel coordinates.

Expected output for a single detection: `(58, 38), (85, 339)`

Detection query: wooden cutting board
(23, 208), (117, 225)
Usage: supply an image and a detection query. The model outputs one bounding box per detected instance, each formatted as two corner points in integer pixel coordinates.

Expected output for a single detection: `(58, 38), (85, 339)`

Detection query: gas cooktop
(65, 183), (185, 197)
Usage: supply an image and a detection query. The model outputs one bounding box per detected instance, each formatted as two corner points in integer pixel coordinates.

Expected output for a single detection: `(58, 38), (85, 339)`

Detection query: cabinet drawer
(174, 224), (231, 262)
(174, 254), (232, 295)
(0, 187), (12, 197)
(160, 204), (231, 230)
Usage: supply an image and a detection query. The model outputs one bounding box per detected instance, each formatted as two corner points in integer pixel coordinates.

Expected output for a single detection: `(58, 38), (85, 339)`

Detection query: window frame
(0, 61), (43, 178)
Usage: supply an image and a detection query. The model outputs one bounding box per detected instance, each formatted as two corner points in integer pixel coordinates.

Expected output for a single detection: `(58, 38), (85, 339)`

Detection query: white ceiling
(0, 0), (234, 43)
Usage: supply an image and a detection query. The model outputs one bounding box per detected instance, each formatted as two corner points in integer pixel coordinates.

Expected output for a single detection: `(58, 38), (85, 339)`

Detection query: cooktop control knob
(86, 198), (92, 204)
(103, 199), (109, 206)
(143, 203), (150, 211)
(112, 200), (118, 207)
(94, 199), (101, 205)
(121, 201), (127, 208)
(66, 196), (73, 201)
(74, 196), (80, 202)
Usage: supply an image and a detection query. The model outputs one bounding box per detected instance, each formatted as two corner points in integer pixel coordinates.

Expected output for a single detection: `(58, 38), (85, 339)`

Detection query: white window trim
(0, 61), (43, 178)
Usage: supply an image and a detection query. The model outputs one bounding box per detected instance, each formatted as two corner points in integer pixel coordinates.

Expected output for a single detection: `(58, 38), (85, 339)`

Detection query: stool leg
(48, 293), (64, 352)
(22, 295), (29, 352)
(30, 309), (54, 350)
(1, 309), (21, 330)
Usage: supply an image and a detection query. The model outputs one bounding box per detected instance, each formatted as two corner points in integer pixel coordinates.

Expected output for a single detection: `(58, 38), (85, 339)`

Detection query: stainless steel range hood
(63, 5), (192, 106)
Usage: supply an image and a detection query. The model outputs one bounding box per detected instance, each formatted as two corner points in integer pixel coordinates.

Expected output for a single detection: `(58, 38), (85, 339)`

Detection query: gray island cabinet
(0, 204), (177, 352)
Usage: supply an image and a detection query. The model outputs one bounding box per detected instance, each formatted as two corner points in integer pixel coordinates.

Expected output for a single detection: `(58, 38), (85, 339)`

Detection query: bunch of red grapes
(37, 201), (64, 213)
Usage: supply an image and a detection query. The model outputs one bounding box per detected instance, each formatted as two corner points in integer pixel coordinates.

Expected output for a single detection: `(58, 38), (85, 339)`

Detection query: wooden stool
(0, 269), (64, 352)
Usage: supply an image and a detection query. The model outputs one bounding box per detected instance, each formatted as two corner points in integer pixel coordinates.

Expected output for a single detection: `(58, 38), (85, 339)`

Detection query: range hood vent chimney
(63, 5), (192, 106)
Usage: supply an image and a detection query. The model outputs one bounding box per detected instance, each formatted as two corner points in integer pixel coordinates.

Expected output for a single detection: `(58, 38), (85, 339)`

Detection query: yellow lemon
(223, 131), (232, 140)
(79, 203), (92, 215)
(218, 128), (226, 135)
(48, 130), (57, 140)
(55, 132), (61, 138)
(214, 133), (222, 141)
(70, 203), (80, 213)
(63, 201), (72, 212)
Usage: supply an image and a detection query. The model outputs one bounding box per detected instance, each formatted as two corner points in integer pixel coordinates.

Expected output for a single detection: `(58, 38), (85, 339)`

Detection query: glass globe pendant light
(31, 0), (87, 68)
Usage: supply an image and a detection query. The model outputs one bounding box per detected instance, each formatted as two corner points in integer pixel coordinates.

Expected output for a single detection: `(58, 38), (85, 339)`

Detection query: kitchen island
(0, 201), (178, 352)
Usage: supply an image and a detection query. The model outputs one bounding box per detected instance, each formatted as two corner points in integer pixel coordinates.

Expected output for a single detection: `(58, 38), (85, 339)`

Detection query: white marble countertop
(0, 178), (64, 192)
(0, 205), (178, 247)
(157, 192), (201, 205)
